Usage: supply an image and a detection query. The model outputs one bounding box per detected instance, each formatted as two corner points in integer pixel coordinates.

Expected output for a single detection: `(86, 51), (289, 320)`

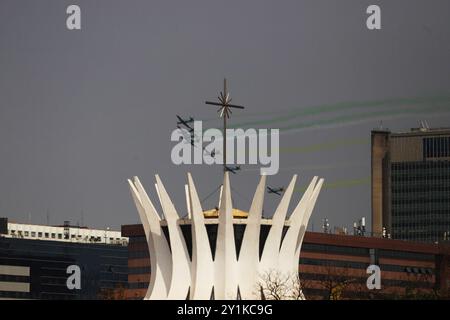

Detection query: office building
(1, 218), (127, 245)
(0, 218), (129, 299)
(371, 127), (450, 242)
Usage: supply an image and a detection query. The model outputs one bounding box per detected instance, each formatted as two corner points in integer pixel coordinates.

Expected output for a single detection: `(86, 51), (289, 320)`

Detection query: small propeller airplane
(267, 186), (285, 196)
(203, 148), (217, 158)
(176, 115), (194, 131)
(225, 165), (241, 174)
(177, 125), (199, 146)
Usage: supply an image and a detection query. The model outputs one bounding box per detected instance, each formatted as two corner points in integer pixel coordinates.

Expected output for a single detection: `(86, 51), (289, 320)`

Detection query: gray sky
(1, 0), (450, 231)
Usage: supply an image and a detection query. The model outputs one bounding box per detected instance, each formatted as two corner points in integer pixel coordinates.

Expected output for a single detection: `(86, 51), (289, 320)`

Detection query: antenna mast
(205, 78), (245, 172)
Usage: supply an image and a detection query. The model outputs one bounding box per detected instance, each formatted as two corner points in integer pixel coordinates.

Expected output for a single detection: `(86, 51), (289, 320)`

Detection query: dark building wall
(122, 224), (450, 300)
(391, 161), (450, 242)
(0, 218), (7, 235)
(299, 232), (443, 299)
(122, 224), (149, 299)
(0, 237), (128, 299)
(436, 242), (450, 292)
(371, 130), (391, 237)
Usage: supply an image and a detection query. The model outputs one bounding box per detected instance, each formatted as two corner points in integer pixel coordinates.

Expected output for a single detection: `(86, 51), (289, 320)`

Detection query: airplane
(225, 165), (241, 174)
(177, 125), (198, 146)
(176, 115), (194, 130)
(203, 148), (218, 158)
(176, 122), (193, 133)
(267, 186), (284, 196)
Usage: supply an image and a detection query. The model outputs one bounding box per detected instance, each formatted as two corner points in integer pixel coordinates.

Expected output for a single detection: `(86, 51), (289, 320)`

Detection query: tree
(97, 283), (127, 300)
(306, 263), (365, 300)
(256, 269), (308, 300)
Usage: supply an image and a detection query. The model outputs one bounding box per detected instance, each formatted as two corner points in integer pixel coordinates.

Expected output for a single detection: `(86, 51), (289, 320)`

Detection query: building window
(423, 136), (450, 158)
(51, 233), (55, 239)
(44, 233), (49, 238)
(31, 232), (36, 237)
(38, 232), (42, 237)
(58, 234), (62, 239)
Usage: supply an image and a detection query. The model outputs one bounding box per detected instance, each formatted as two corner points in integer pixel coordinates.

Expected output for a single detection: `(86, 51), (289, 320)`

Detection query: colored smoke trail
(295, 177), (370, 192)
(216, 94), (450, 128)
(277, 103), (450, 134)
(241, 161), (366, 172)
(202, 102), (450, 142)
(279, 138), (369, 154)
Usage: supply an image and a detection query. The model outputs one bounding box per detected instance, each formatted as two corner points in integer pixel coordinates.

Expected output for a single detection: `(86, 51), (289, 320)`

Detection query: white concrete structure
(128, 172), (324, 300)
(1, 221), (128, 246)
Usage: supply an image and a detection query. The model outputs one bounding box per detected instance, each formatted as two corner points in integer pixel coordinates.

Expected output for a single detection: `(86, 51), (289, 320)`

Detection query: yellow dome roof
(203, 208), (248, 218)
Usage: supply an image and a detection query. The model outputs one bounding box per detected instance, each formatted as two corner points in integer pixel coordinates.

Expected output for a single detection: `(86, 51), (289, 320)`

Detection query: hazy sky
(1, 0), (450, 231)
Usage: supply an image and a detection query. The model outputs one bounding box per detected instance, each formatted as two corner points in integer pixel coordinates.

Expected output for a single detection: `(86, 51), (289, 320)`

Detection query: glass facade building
(0, 236), (128, 299)
(372, 128), (450, 243)
(391, 161), (450, 242)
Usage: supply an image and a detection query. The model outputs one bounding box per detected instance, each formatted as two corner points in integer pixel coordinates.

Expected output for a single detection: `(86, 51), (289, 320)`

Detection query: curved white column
(259, 175), (297, 274)
(127, 172), (324, 300)
(214, 172), (238, 299)
(155, 175), (191, 299)
(294, 178), (324, 270)
(128, 177), (172, 299)
(187, 173), (214, 299)
(278, 176), (319, 275)
(238, 174), (266, 299)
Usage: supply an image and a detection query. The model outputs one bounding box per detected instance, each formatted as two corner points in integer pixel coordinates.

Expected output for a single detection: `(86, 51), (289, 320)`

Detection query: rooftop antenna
(205, 78), (245, 173)
(322, 218), (330, 234)
(64, 220), (70, 239)
(424, 120), (430, 129)
(46, 209), (50, 226)
(379, 120), (383, 130)
(361, 217), (366, 236)
(354, 217), (366, 236)
(419, 120), (427, 131)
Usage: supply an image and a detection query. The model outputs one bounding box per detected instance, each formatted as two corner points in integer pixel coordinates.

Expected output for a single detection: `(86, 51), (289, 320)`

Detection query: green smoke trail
(295, 177), (370, 192)
(279, 137), (369, 154)
(225, 94), (450, 128)
(278, 103), (450, 133)
(322, 177), (371, 189)
(241, 161), (365, 172)
(204, 102), (449, 140)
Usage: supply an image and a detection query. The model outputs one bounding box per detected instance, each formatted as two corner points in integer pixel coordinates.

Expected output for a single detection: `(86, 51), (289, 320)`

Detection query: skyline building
(0, 217), (128, 245)
(371, 127), (450, 243)
(0, 219), (128, 299)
